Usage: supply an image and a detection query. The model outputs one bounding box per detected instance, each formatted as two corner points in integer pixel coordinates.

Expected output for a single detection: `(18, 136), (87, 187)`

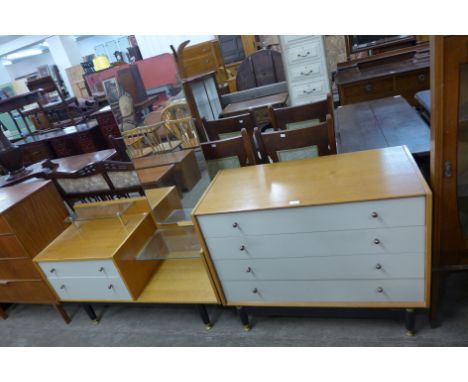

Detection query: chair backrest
(27, 76), (65, 103)
(202, 112), (256, 141)
(254, 114), (337, 163)
(200, 128), (256, 179)
(269, 93), (334, 131)
(122, 122), (178, 158)
(236, 49), (285, 91)
(160, 100), (200, 148)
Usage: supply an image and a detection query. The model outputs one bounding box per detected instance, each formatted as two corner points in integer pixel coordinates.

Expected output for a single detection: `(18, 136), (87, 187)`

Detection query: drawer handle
(303, 89), (317, 94)
(371, 211), (379, 218)
(297, 51), (310, 58)
(300, 70), (314, 76)
(376, 287), (384, 293)
(252, 288), (258, 294)
(98, 267), (104, 273)
(246, 267), (252, 273)
(239, 245), (246, 251)
(0, 281), (10, 286)
(50, 268), (56, 273)
(418, 74), (426, 82)
(373, 238), (381, 245)
(60, 285), (66, 290)
(375, 264), (382, 270)
(232, 222), (239, 228)
(108, 284), (114, 290)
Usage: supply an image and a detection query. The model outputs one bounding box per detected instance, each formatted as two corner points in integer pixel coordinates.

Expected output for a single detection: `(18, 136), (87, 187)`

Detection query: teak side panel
(3, 182), (69, 257)
(193, 146), (427, 216)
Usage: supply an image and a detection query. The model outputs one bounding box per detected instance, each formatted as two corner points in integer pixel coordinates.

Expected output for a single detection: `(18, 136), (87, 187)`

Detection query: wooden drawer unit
(193, 147), (432, 310)
(0, 235), (28, 259)
(77, 132), (98, 153)
(0, 280), (57, 303)
(0, 217), (12, 235)
(222, 279), (425, 303)
(0, 258), (43, 279)
(340, 77), (394, 103)
(48, 276), (132, 301)
(286, 42), (322, 66)
(290, 80), (327, 103)
(197, 197), (425, 238)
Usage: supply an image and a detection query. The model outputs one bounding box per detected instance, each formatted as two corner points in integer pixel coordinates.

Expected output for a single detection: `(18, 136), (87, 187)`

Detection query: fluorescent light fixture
(2, 60), (12, 66)
(41, 41), (49, 47)
(6, 48), (44, 60)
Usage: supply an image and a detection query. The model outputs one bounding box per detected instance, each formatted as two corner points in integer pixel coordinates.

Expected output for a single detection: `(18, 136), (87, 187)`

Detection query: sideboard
(192, 146), (432, 335)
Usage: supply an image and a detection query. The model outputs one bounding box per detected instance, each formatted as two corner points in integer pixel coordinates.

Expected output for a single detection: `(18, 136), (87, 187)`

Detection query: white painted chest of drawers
(280, 35), (331, 106)
(193, 146), (432, 308)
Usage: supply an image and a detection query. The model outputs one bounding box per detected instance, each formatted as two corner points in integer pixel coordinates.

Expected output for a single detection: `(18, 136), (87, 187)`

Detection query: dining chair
(268, 93), (334, 131)
(254, 114), (337, 163)
(200, 128), (257, 179)
(160, 100), (200, 149)
(201, 112), (256, 141)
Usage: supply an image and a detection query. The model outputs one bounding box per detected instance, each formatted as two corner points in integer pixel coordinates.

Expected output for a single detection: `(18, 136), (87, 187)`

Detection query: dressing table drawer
(222, 279), (425, 303)
(289, 62), (323, 82)
(197, 197), (425, 238)
(204, 226), (425, 260)
(214, 253), (424, 282)
(286, 42), (321, 65)
(48, 276), (132, 301)
(39, 260), (120, 279)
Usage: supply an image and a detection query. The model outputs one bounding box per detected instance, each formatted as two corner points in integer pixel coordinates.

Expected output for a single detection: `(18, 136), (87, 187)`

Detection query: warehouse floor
(2, 151), (468, 346)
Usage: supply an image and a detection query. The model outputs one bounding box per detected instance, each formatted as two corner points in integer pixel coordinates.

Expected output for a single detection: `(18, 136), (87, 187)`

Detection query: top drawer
(39, 259), (120, 279)
(197, 197), (425, 237)
(286, 42), (322, 65)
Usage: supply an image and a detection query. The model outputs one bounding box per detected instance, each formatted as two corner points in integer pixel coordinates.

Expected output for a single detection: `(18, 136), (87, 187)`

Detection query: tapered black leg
(53, 303), (71, 324)
(83, 304), (99, 324)
(405, 308), (416, 336)
(0, 304), (8, 320)
(197, 304), (213, 330)
(237, 307), (251, 331)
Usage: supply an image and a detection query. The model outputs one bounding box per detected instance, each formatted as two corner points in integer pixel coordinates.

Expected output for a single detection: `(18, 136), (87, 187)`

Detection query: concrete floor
(2, 151), (468, 346)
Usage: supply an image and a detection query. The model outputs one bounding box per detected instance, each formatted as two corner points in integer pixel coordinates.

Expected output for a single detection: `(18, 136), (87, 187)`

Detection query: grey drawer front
(214, 253), (424, 281)
(222, 279), (425, 303)
(39, 260), (119, 279)
(197, 197), (425, 238)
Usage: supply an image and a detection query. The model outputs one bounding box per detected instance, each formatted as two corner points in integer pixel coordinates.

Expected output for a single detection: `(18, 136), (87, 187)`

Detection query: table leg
(53, 303), (71, 324)
(0, 304), (8, 320)
(197, 304), (213, 330)
(237, 306), (251, 331)
(83, 303), (99, 324)
(405, 308), (416, 337)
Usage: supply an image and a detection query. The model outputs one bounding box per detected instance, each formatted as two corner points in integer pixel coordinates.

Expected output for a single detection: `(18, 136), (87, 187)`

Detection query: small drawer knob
(60, 285), (66, 290)
(239, 245), (246, 251)
(252, 288), (258, 294)
(108, 284), (114, 290)
(246, 267), (252, 273)
(371, 212), (378, 218)
(232, 222), (239, 228)
(373, 238), (381, 245)
(376, 287), (384, 293)
(50, 268), (56, 273)
(98, 267), (104, 272)
(375, 264), (382, 270)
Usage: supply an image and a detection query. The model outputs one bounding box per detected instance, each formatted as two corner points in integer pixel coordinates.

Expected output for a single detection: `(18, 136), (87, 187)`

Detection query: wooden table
(335, 95), (430, 179)
(220, 92), (289, 119)
(415, 89), (431, 123)
(132, 150), (201, 191)
(136, 164), (178, 192)
(0, 149), (117, 188)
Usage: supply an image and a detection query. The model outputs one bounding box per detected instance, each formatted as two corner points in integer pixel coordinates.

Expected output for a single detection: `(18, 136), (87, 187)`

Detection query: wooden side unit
(0, 181), (69, 312)
(336, 44), (430, 106)
(192, 147), (432, 331)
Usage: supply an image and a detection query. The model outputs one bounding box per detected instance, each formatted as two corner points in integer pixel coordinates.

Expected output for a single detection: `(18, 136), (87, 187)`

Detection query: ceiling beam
(0, 35), (53, 57)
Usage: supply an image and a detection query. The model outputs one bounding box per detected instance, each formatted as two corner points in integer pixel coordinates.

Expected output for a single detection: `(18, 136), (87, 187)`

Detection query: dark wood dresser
(335, 44), (430, 106)
(0, 181), (70, 322)
(90, 106), (122, 148)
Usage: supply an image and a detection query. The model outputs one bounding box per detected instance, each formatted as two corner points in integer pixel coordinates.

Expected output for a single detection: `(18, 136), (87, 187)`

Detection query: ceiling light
(2, 60), (12, 66)
(6, 49), (44, 60)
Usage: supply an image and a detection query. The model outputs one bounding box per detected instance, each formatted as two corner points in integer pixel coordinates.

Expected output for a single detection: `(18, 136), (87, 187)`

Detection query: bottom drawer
(222, 279), (425, 304)
(0, 280), (56, 303)
(48, 276), (132, 301)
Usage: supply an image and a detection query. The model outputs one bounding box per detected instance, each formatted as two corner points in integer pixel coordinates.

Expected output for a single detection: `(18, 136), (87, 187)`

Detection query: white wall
(4, 51), (55, 80)
(135, 35), (214, 59)
(77, 35), (127, 58)
(0, 64), (10, 85)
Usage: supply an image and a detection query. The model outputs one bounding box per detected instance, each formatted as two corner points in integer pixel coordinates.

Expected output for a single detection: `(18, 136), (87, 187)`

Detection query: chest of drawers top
(192, 146), (430, 217)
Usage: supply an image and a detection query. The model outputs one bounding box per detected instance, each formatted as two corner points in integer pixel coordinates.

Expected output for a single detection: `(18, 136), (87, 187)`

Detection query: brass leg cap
(405, 330), (415, 337)
(205, 324), (213, 330)
(244, 325), (252, 331)
(92, 319), (100, 325)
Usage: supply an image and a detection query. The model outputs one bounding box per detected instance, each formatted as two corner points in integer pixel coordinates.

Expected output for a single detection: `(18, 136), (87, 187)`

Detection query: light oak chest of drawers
(192, 146), (432, 309)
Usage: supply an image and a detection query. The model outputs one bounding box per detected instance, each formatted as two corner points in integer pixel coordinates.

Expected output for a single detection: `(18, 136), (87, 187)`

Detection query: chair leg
(53, 303), (71, 324)
(0, 304), (8, 320)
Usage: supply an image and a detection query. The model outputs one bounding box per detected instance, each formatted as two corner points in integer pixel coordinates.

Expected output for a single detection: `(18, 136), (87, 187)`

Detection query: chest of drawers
(193, 146), (432, 309)
(280, 35), (331, 106)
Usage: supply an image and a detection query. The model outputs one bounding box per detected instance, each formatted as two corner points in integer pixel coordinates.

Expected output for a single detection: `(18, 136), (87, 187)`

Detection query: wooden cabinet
(280, 35), (331, 106)
(193, 146), (431, 331)
(430, 36), (468, 323)
(0, 181), (69, 307)
(92, 106), (122, 149)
